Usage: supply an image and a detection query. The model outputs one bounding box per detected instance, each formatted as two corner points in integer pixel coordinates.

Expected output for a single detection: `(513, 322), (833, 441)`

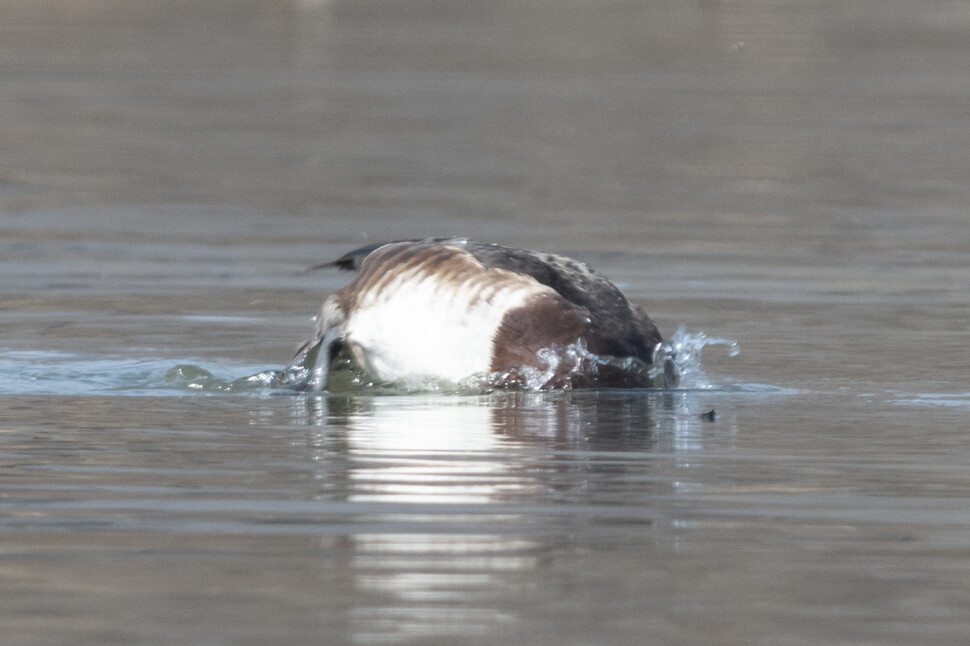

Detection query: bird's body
(291, 238), (669, 390)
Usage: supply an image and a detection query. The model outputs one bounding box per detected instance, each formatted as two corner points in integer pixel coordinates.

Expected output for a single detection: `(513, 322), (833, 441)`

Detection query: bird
(286, 238), (673, 391)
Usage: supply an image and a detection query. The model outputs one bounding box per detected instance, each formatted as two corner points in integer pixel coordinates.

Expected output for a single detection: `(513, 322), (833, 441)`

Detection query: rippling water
(0, 324), (743, 396)
(4, 1), (970, 645)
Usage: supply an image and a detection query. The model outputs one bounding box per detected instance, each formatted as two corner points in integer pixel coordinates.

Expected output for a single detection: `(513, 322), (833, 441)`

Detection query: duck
(288, 238), (673, 391)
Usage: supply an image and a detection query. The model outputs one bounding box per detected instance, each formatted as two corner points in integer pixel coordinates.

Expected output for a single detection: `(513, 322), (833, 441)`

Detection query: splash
(274, 325), (737, 394)
(486, 339), (668, 392)
(656, 325), (740, 389)
(0, 326), (739, 396)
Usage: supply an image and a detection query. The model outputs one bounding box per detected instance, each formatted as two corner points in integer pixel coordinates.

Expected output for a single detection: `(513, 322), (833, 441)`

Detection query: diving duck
(291, 238), (671, 390)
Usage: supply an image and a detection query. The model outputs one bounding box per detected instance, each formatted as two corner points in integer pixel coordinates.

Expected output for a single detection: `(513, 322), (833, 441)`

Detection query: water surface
(3, 1), (970, 645)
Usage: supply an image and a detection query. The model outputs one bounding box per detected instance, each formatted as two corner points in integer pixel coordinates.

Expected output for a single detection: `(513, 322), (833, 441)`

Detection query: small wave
(0, 351), (277, 396)
(158, 363), (283, 394)
(890, 393), (970, 409)
(0, 325), (749, 397)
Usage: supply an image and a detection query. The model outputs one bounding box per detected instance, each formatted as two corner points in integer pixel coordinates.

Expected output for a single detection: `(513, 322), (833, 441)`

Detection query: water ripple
(0, 325), (764, 397)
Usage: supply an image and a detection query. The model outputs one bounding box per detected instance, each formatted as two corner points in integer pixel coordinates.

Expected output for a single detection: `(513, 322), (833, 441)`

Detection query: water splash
(0, 325), (740, 396)
(657, 325), (740, 390)
(274, 325), (737, 394)
(486, 339), (671, 392)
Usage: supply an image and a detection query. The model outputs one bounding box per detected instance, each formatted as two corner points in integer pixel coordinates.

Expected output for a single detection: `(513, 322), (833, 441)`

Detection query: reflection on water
(273, 390), (728, 643)
(2, 384), (969, 644)
(297, 389), (719, 454)
(349, 534), (530, 643)
(891, 392), (970, 409)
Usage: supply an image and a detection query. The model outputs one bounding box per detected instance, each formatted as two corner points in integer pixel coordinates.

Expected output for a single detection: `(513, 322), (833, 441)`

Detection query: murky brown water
(3, 1), (970, 644)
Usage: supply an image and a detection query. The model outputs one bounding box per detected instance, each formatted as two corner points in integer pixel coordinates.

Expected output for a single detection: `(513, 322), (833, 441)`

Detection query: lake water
(3, 1), (970, 644)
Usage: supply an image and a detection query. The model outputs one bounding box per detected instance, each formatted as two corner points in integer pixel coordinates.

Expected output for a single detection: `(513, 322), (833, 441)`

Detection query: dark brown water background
(2, 1), (970, 644)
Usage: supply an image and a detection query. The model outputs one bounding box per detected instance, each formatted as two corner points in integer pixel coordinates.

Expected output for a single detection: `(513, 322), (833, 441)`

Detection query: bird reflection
(277, 390), (723, 644)
(287, 389), (711, 503)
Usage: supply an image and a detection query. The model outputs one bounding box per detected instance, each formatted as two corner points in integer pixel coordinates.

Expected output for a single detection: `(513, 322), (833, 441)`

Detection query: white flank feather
(342, 270), (548, 384)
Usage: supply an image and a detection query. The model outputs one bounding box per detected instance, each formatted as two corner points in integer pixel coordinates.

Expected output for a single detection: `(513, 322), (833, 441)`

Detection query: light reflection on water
(1, 370), (967, 644)
(349, 534), (530, 643)
(0, 387), (736, 645)
(339, 401), (523, 505)
(0, 350), (279, 396)
(890, 393), (970, 409)
(287, 390), (732, 644)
